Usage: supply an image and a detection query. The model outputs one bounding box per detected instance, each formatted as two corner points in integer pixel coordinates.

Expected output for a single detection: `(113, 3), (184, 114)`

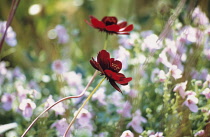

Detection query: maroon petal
(97, 50), (110, 70)
(104, 70), (120, 81)
(90, 58), (100, 70)
(116, 77), (132, 85)
(105, 25), (120, 32)
(117, 21), (127, 28)
(90, 16), (106, 29)
(109, 79), (122, 93)
(90, 58), (104, 74)
(119, 24), (133, 32)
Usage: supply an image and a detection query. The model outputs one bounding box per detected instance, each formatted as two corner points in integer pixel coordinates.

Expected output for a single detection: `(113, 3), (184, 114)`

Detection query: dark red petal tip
(109, 80), (122, 93)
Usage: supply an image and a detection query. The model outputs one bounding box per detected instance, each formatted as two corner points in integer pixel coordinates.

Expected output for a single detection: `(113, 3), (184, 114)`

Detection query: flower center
(111, 63), (120, 72)
(102, 17), (118, 26)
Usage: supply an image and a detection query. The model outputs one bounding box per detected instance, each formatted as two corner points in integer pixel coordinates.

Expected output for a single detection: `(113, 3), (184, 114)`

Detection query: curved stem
(21, 70), (98, 137)
(63, 77), (106, 137)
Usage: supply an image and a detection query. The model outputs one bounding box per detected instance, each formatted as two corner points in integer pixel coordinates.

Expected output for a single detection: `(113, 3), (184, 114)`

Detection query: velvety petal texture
(90, 50), (132, 93)
(85, 15), (133, 35)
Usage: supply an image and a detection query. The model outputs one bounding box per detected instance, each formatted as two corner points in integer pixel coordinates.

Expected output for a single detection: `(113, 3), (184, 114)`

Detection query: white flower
(120, 130), (134, 137)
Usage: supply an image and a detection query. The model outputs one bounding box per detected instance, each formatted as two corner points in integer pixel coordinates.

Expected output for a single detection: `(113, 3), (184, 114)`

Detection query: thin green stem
(103, 33), (109, 50)
(63, 77), (106, 137)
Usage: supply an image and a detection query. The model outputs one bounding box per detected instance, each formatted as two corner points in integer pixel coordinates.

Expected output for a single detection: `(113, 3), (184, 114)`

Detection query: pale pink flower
(54, 25), (69, 44)
(127, 110), (147, 133)
(204, 49), (210, 60)
(192, 7), (209, 25)
(149, 132), (164, 137)
(51, 60), (68, 74)
(1, 93), (14, 111)
(185, 91), (196, 96)
(158, 70), (167, 82)
(0, 21), (17, 46)
(183, 95), (199, 112)
(142, 34), (162, 52)
(0, 61), (7, 75)
(158, 51), (171, 68)
(150, 68), (160, 82)
(51, 118), (71, 136)
(128, 89), (138, 98)
(92, 87), (107, 105)
(63, 71), (83, 87)
(45, 95), (65, 115)
(113, 46), (130, 70)
(75, 108), (92, 126)
(19, 99), (36, 118)
(118, 32), (140, 49)
(74, 108), (94, 132)
(108, 91), (123, 107)
(16, 83), (30, 101)
(173, 81), (188, 99)
(194, 130), (205, 137)
(120, 130), (134, 137)
(201, 88), (210, 99)
(168, 65), (182, 79)
(179, 26), (204, 44)
(117, 101), (132, 118)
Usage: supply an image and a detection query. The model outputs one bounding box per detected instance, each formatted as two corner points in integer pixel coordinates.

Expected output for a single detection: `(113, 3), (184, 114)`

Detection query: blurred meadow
(0, 0), (210, 137)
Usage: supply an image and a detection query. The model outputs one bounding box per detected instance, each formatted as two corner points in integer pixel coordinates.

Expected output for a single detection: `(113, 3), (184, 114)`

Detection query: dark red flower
(85, 16), (133, 35)
(90, 50), (132, 93)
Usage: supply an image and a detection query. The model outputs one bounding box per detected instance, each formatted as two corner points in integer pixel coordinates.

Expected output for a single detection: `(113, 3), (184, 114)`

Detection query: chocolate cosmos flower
(90, 50), (132, 93)
(85, 16), (133, 35)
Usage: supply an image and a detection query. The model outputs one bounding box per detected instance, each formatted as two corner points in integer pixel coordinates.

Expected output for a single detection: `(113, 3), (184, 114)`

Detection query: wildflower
(51, 118), (71, 136)
(141, 34), (162, 52)
(51, 60), (68, 74)
(173, 81), (188, 99)
(19, 99), (36, 118)
(201, 88), (210, 99)
(85, 16), (133, 35)
(0, 61), (7, 75)
(126, 110), (147, 133)
(113, 46), (130, 70)
(158, 70), (167, 82)
(90, 50), (132, 93)
(54, 25), (69, 44)
(183, 95), (198, 113)
(63, 71), (83, 87)
(120, 130), (134, 137)
(74, 108), (92, 126)
(45, 95), (65, 116)
(0, 21), (17, 46)
(192, 7), (209, 25)
(168, 65), (182, 79)
(149, 132), (164, 137)
(194, 130), (205, 137)
(117, 101), (132, 118)
(1, 93), (14, 111)
(108, 91), (123, 107)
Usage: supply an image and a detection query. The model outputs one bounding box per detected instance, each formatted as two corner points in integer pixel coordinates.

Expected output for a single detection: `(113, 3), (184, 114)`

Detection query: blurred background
(0, 0), (209, 69)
